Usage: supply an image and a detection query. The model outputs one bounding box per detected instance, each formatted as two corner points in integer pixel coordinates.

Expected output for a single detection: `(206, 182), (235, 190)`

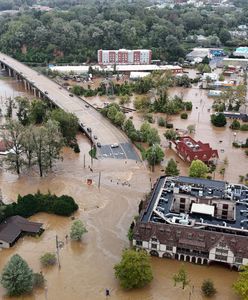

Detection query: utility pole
(55, 235), (61, 269)
(83, 154), (86, 168)
(98, 171), (101, 189)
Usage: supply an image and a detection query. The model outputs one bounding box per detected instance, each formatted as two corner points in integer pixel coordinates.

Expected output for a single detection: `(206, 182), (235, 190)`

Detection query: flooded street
(0, 74), (241, 299)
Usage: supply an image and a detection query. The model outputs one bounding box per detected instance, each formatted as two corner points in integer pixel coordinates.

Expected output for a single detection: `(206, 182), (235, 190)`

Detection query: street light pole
(98, 171), (101, 189)
(56, 235), (61, 269)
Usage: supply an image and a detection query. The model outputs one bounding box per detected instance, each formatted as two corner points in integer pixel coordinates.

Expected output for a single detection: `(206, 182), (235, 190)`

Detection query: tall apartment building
(98, 49), (152, 65)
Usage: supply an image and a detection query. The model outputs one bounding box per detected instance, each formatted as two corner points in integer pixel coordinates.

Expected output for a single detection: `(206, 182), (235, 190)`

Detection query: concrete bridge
(0, 53), (139, 160)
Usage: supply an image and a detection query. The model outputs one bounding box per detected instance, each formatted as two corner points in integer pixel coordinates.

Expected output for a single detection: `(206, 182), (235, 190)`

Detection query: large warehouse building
(98, 49), (152, 65)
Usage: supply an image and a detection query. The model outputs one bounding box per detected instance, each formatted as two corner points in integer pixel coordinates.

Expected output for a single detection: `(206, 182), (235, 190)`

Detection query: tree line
(0, 0), (247, 63)
(2, 97), (79, 176)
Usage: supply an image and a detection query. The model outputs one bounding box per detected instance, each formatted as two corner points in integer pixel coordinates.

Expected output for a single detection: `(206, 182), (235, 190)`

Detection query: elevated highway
(0, 53), (139, 160)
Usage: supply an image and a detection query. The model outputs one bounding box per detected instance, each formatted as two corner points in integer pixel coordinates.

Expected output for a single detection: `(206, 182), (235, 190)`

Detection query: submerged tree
(165, 158), (180, 176)
(233, 265), (248, 300)
(1, 254), (33, 296)
(114, 249), (153, 289)
(1, 120), (25, 174)
(189, 160), (209, 178)
(70, 220), (87, 241)
(173, 265), (190, 290)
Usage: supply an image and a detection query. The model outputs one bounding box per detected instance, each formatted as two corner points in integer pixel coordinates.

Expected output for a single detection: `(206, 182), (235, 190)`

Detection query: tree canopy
(1, 254), (33, 296)
(189, 160), (209, 178)
(114, 249), (153, 289)
(233, 265), (248, 300)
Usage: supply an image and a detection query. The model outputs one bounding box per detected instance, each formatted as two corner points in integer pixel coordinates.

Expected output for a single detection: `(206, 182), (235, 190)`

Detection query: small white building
(129, 72), (150, 80)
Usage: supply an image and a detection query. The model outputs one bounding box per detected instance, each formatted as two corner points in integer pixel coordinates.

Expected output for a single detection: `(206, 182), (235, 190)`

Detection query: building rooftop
(0, 216), (43, 244)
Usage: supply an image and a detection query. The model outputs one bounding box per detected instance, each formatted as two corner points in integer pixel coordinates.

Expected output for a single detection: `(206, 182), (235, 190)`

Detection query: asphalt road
(0, 53), (139, 160)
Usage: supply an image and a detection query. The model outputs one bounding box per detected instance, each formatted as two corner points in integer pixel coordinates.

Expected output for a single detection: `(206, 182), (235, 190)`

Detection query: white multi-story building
(98, 49), (152, 65)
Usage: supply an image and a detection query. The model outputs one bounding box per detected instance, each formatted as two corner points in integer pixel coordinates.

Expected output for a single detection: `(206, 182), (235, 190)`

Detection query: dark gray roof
(0, 216), (43, 244)
(176, 176), (226, 190)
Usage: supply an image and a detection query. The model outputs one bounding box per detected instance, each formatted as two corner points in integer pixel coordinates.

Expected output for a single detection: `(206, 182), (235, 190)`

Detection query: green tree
(233, 265), (248, 300)
(1, 120), (25, 175)
(165, 158), (179, 176)
(147, 128), (160, 146)
(40, 252), (57, 267)
(70, 220), (87, 241)
(173, 265), (190, 290)
(114, 111), (126, 127)
(29, 99), (47, 124)
(211, 113), (227, 127)
(114, 249), (153, 289)
(123, 119), (136, 135)
(1, 254), (33, 296)
(107, 105), (118, 122)
(140, 121), (151, 142)
(230, 119), (241, 130)
(189, 160), (209, 178)
(15, 96), (30, 125)
(49, 109), (78, 144)
(201, 279), (217, 297)
(33, 273), (45, 289)
(146, 144), (164, 167)
(164, 129), (178, 141)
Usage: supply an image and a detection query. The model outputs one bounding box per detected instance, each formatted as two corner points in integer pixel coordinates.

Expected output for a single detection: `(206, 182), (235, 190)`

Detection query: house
(171, 136), (219, 164)
(133, 176), (248, 269)
(233, 47), (248, 59)
(0, 216), (43, 248)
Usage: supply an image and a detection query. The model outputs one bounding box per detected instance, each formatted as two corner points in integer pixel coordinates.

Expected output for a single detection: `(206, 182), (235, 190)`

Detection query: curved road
(0, 53), (139, 160)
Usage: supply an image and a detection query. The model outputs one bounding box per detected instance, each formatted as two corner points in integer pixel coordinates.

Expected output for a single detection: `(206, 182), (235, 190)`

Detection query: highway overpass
(0, 53), (139, 160)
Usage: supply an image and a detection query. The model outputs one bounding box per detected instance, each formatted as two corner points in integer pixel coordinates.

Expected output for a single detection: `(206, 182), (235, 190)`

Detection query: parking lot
(97, 143), (140, 161)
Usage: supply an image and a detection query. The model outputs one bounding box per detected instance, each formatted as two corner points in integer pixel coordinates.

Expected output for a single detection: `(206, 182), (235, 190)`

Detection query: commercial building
(0, 216), (43, 248)
(219, 58), (248, 68)
(233, 47), (248, 59)
(171, 136), (219, 164)
(133, 176), (248, 269)
(186, 48), (224, 62)
(98, 49), (152, 65)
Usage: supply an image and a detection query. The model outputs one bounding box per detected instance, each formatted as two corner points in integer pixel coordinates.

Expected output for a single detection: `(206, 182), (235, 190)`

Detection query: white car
(111, 143), (119, 148)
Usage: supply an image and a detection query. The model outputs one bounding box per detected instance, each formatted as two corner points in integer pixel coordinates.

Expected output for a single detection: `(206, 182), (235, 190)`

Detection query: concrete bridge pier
(8, 68), (13, 77)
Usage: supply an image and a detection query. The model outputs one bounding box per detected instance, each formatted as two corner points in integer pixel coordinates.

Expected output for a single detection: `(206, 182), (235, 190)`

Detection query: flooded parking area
(0, 74), (242, 300)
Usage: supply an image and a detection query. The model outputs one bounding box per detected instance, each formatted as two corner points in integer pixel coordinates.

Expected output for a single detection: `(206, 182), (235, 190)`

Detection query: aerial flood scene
(0, 0), (248, 299)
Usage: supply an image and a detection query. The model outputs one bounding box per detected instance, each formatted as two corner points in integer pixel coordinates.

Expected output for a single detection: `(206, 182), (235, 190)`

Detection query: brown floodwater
(0, 73), (242, 300)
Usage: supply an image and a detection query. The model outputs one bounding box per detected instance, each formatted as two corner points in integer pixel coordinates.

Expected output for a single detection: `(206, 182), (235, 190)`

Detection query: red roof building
(172, 136), (218, 164)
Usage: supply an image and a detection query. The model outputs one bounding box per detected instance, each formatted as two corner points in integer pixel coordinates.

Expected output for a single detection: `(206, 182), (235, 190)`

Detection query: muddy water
(0, 74), (240, 300)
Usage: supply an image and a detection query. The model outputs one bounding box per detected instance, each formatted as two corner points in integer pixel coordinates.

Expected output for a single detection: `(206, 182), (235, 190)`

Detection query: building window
(216, 248), (228, 255)
(235, 257), (243, 264)
(151, 243), (157, 249)
(136, 240), (142, 246)
(215, 254), (228, 261)
(151, 237), (157, 242)
(166, 246), (173, 251)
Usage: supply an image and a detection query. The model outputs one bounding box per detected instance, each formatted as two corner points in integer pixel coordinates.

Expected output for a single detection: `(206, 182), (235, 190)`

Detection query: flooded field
(0, 74), (241, 300)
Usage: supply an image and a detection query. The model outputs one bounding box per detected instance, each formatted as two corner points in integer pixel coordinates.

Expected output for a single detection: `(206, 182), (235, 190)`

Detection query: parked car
(111, 143), (119, 148)
(85, 104), (89, 108)
(69, 93), (74, 97)
(80, 123), (86, 127)
(44, 91), (48, 94)
(93, 135), (97, 140)
(87, 127), (92, 133)
(97, 142), (101, 147)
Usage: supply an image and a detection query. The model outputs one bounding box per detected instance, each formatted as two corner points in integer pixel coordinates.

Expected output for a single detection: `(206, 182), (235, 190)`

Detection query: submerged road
(0, 53), (139, 160)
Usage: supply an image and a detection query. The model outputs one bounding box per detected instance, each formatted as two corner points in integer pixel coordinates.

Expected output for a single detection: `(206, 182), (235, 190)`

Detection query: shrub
(230, 119), (240, 130)
(144, 113), (154, 123)
(245, 150), (248, 156)
(184, 102), (193, 111)
(33, 273), (45, 289)
(164, 129), (178, 140)
(240, 124), (248, 131)
(40, 253), (57, 267)
(70, 220), (87, 241)
(165, 123), (173, 129)
(73, 142), (80, 153)
(211, 113), (226, 127)
(181, 112), (188, 119)
(201, 279), (217, 297)
(157, 117), (166, 127)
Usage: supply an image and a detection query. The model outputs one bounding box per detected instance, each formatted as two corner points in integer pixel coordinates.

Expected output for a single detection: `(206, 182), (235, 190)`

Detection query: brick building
(171, 136), (219, 164)
(98, 49), (152, 65)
